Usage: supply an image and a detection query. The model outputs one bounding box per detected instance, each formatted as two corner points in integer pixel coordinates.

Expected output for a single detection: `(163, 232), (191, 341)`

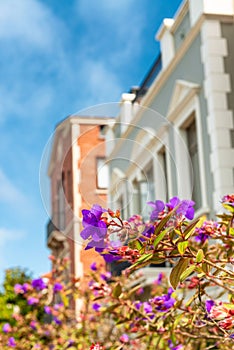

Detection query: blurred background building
(106, 0), (234, 220)
(46, 0), (234, 289)
(46, 116), (112, 280)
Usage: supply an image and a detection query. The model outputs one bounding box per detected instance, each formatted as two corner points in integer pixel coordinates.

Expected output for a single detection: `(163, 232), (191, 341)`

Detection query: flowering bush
(80, 194), (234, 349)
(0, 195), (233, 349)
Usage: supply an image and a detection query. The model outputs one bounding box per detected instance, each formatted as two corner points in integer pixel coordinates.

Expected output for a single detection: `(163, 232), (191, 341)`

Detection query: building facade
(46, 116), (111, 281)
(106, 0), (234, 222)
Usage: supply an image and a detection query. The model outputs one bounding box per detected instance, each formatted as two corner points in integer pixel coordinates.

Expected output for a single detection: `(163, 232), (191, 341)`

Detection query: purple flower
(90, 262), (97, 271)
(205, 300), (215, 313)
(68, 339), (75, 347)
(53, 282), (63, 293)
(100, 271), (111, 281)
(143, 302), (152, 314)
(80, 205), (108, 249)
(27, 297), (39, 305)
(32, 278), (46, 291)
(142, 224), (155, 238)
(147, 200), (165, 220)
(92, 303), (101, 311)
(53, 317), (62, 325)
(168, 340), (183, 350)
(195, 230), (209, 243)
(44, 306), (51, 314)
(101, 252), (121, 263)
(134, 301), (143, 310)
(195, 221), (218, 243)
(167, 197), (195, 220)
(151, 287), (175, 312)
(8, 337), (16, 347)
(2, 323), (11, 333)
(53, 303), (63, 310)
(22, 283), (31, 293)
(154, 272), (163, 285)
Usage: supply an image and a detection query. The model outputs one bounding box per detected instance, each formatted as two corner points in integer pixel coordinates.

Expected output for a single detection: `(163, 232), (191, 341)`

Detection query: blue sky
(0, 0), (182, 281)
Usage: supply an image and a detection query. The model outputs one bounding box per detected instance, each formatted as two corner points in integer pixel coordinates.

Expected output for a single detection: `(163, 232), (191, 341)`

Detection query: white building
(105, 0), (234, 222)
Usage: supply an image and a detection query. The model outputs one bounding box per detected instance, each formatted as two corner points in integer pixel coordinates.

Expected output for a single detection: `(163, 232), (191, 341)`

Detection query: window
(57, 172), (65, 230)
(99, 125), (106, 139)
(186, 119), (202, 210)
(146, 164), (155, 202)
(158, 147), (168, 201)
(96, 158), (109, 189)
(138, 163), (155, 220)
(131, 180), (140, 215)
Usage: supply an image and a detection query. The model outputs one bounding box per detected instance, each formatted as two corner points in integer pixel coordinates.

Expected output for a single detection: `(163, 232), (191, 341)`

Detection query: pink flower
(218, 317), (234, 330)
(27, 297), (39, 305)
(120, 334), (129, 343)
(209, 304), (229, 320)
(30, 320), (37, 330)
(14, 283), (24, 294)
(90, 344), (103, 350)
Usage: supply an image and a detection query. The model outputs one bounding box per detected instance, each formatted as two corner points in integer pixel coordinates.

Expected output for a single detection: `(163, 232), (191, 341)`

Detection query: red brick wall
(78, 124), (107, 274)
(49, 121), (108, 282)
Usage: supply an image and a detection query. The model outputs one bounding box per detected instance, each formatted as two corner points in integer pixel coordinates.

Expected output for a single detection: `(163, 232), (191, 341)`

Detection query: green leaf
(154, 209), (176, 236)
(135, 239), (144, 251)
(180, 265), (196, 282)
(153, 229), (169, 248)
(169, 258), (188, 289)
(149, 258), (166, 265)
(103, 303), (119, 313)
(202, 262), (210, 274)
(223, 203), (234, 214)
(113, 283), (122, 298)
(128, 253), (154, 270)
(137, 253), (153, 263)
(196, 249), (204, 263)
(61, 293), (69, 308)
(184, 219), (200, 240)
(178, 241), (188, 255)
(229, 227), (234, 237)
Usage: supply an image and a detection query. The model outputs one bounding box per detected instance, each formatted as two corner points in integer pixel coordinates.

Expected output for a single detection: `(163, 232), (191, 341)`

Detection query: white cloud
(79, 60), (122, 105)
(0, 169), (27, 206)
(0, 228), (25, 273)
(76, 0), (135, 19)
(75, 0), (145, 61)
(0, 0), (65, 51)
(0, 228), (25, 247)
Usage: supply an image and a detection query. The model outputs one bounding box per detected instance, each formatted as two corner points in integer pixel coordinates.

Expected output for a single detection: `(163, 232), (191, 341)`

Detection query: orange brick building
(46, 115), (112, 281)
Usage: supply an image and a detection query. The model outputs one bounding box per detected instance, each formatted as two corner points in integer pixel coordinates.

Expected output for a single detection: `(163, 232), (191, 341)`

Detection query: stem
(203, 258), (234, 277)
(206, 274), (234, 293)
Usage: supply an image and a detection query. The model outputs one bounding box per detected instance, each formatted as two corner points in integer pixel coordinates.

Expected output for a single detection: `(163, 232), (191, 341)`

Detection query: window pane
(186, 119), (202, 210)
(146, 165), (155, 202)
(97, 158), (109, 189)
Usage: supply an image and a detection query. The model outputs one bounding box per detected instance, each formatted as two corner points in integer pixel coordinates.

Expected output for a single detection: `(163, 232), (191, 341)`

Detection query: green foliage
(0, 267), (32, 325)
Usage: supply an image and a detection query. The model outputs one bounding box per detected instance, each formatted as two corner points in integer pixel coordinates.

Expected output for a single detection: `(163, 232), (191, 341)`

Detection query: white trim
(201, 19), (234, 211)
(168, 80), (208, 209)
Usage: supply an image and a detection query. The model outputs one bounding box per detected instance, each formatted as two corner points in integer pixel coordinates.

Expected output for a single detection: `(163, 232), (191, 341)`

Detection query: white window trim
(169, 92), (209, 213)
(154, 132), (173, 202)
